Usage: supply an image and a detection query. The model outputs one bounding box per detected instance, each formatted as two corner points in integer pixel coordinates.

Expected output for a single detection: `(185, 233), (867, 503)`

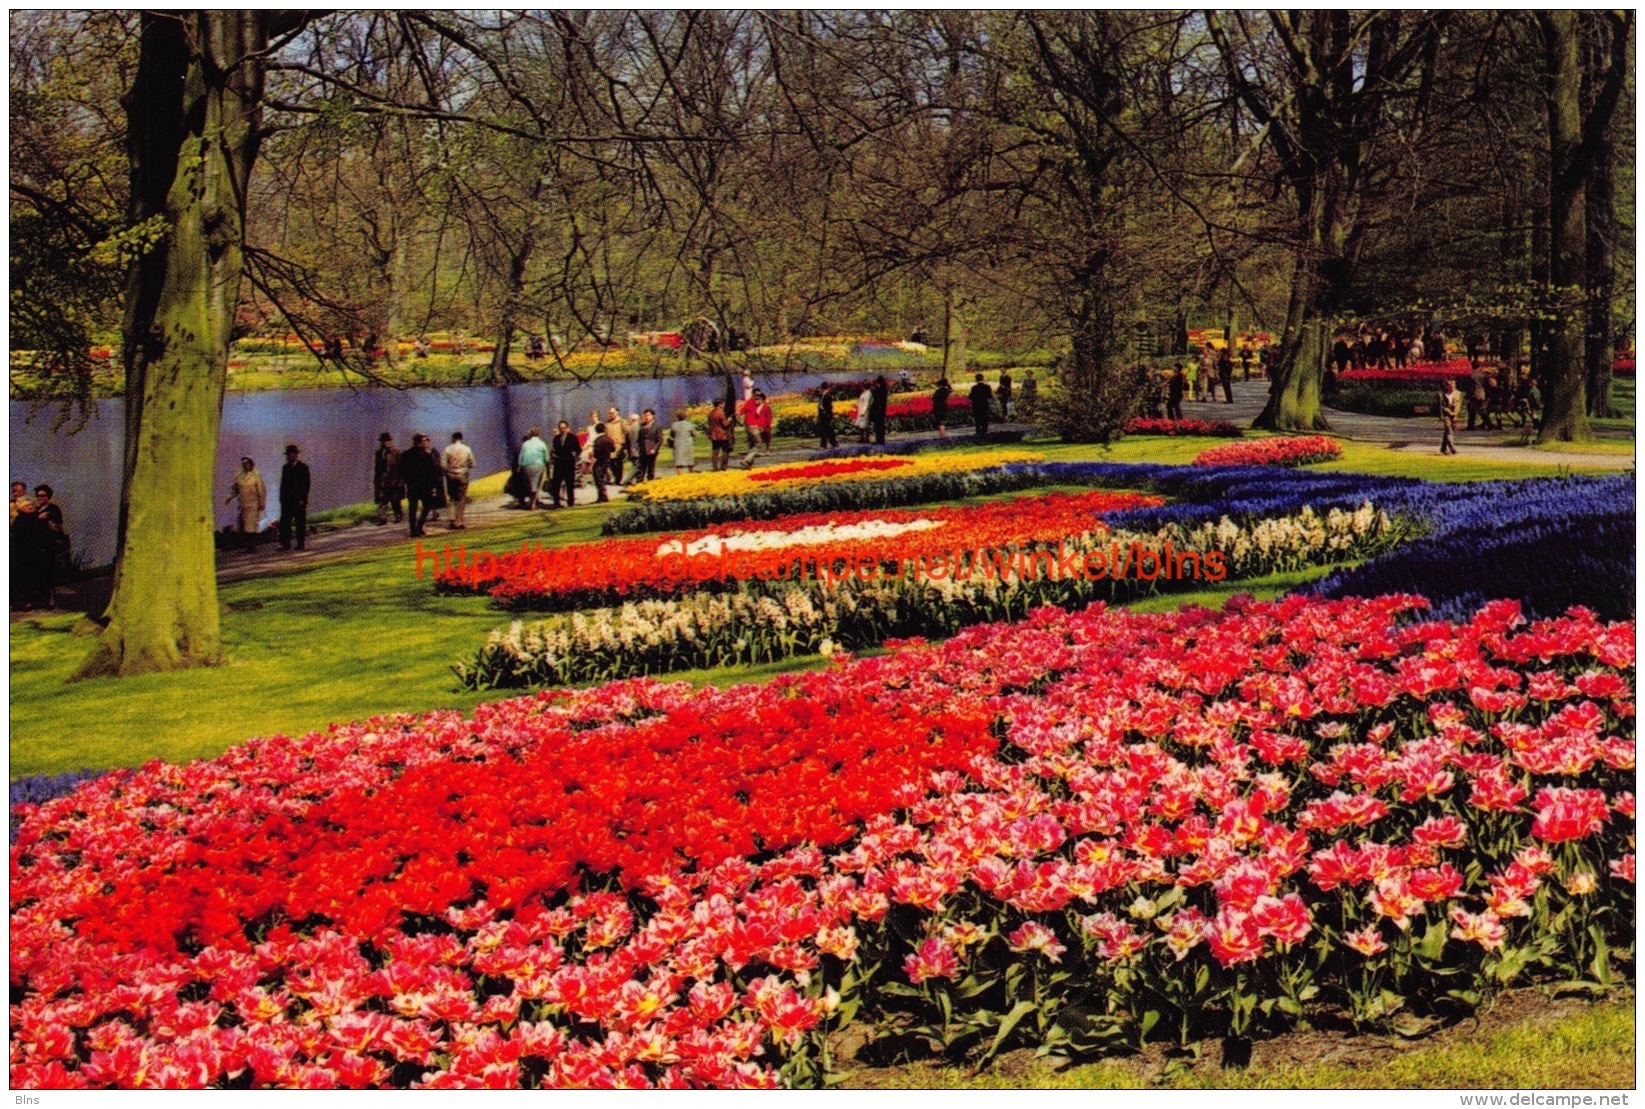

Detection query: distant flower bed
(1336, 359), (1474, 384)
(625, 449), (1041, 503)
(1193, 436), (1342, 468)
(1125, 417), (1243, 438)
(805, 430), (1028, 460)
(747, 459), (913, 484)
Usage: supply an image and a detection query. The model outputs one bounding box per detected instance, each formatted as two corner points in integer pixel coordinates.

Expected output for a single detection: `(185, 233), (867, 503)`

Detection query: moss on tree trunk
(77, 12), (292, 679)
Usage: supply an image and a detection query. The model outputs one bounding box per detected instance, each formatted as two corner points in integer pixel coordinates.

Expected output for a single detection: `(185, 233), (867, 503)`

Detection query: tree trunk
(941, 289), (964, 378)
(488, 236), (531, 385)
(78, 12), (281, 679)
(1584, 125), (1617, 418)
(1057, 262), (1132, 443)
(1254, 206), (1331, 432)
(1528, 202), (1549, 381)
(1537, 10), (1591, 441)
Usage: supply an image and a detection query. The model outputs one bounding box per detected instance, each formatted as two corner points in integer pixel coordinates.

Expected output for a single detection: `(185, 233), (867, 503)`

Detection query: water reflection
(10, 370), (867, 567)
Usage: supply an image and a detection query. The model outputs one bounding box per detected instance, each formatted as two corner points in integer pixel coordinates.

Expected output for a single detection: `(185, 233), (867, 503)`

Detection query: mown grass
(842, 996), (1635, 1089)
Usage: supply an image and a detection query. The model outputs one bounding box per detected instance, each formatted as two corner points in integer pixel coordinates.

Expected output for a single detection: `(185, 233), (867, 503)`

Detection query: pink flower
(902, 937), (960, 984)
(1007, 922), (1067, 962)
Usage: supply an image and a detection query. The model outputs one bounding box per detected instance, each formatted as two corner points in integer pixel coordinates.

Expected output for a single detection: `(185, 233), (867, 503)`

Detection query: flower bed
(774, 393), (976, 439)
(444, 491), (1161, 612)
(747, 458), (913, 484)
(1335, 359), (1475, 384)
(458, 502), (1401, 689)
(1194, 437), (1342, 468)
(605, 466), (1058, 536)
(12, 596), (1634, 1088)
(1310, 475), (1636, 623)
(625, 449), (1041, 504)
(805, 430), (1028, 460)
(1125, 417), (1244, 438)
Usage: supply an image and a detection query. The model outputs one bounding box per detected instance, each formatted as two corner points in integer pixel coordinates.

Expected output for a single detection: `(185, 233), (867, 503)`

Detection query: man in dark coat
(1166, 366), (1187, 420)
(549, 420), (580, 508)
(373, 432), (403, 524)
(816, 385), (838, 449)
(969, 373), (993, 437)
(591, 423), (616, 502)
(278, 444), (311, 551)
(399, 433), (440, 538)
(636, 409), (665, 483)
(868, 376), (889, 445)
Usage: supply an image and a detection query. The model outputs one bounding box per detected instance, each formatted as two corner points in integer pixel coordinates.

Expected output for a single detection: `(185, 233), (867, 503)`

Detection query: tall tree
(1207, 11), (1449, 431)
(77, 11), (308, 678)
(1533, 10), (1628, 441)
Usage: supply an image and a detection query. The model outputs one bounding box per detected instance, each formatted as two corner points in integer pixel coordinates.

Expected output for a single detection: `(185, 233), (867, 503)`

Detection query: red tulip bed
(1125, 417), (1243, 438)
(1336, 360), (1475, 384)
(10, 594), (1634, 1089)
(1193, 436), (1343, 468)
(439, 490), (1161, 611)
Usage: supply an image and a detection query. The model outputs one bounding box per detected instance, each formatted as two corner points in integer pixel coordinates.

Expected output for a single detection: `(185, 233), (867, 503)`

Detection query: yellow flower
(628, 449), (1044, 501)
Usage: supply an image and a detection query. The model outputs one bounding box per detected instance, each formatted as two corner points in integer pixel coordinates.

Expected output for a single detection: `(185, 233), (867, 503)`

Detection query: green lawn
(842, 996), (1635, 1089)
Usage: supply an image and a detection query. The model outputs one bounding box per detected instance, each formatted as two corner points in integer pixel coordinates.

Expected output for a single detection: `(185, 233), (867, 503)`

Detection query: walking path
(1180, 379), (1634, 468)
(20, 382), (1630, 620)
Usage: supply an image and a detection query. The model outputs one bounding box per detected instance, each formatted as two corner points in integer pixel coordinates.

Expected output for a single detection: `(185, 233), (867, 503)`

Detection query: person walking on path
(997, 370), (1013, 420)
(1437, 378), (1462, 455)
(278, 444), (310, 551)
(869, 376), (889, 445)
(550, 421), (580, 507)
(1197, 344), (1217, 401)
(1166, 365), (1187, 420)
(373, 433), (404, 525)
(932, 375), (952, 437)
(401, 434), (441, 535)
(516, 427), (549, 510)
(668, 409), (697, 472)
(225, 457), (267, 549)
(601, 408), (626, 486)
(623, 412), (643, 482)
(636, 409), (664, 483)
(441, 431), (475, 529)
(742, 390), (774, 467)
(591, 423), (616, 502)
(969, 373), (993, 437)
(854, 385), (873, 443)
(708, 399), (735, 471)
(816, 385), (838, 449)
(1217, 348), (1235, 403)
(1467, 369), (1489, 431)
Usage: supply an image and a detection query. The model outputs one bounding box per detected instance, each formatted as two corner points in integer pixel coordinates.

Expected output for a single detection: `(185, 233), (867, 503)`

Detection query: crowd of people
(10, 482), (69, 610)
(1329, 325), (1452, 375)
(509, 406), (699, 506)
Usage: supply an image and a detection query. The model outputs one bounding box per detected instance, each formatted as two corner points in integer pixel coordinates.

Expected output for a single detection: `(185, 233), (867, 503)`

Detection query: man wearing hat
(399, 433), (441, 538)
(373, 432), (403, 525)
(278, 444), (310, 551)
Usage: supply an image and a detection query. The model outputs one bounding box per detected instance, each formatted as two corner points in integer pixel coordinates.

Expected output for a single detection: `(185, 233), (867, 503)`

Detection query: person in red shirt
(740, 389), (773, 467)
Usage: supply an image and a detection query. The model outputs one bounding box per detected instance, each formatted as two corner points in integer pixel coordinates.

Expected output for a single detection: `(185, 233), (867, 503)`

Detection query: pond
(10, 369), (877, 568)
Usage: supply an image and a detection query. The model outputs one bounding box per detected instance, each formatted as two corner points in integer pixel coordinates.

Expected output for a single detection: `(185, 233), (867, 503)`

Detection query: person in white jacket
(855, 386), (873, 443)
(441, 431), (476, 529)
